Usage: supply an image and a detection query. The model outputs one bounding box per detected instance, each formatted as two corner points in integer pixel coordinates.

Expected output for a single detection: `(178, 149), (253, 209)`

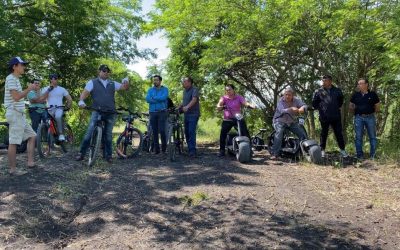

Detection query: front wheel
(88, 126), (102, 167)
(309, 145), (322, 165)
(37, 123), (51, 158)
(116, 128), (143, 158)
(237, 142), (251, 163)
(168, 127), (176, 161)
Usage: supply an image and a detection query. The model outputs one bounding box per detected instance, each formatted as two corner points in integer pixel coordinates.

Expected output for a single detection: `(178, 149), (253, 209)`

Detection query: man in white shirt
(4, 57), (36, 175)
(42, 74), (72, 141)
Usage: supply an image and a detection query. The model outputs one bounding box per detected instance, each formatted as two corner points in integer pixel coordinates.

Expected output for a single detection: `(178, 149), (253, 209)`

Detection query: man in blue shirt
(146, 75), (169, 154)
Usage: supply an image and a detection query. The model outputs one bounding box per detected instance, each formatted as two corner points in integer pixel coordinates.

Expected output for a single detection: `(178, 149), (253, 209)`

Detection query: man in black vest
(312, 74), (348, 158)
(76, 65), (129, 163)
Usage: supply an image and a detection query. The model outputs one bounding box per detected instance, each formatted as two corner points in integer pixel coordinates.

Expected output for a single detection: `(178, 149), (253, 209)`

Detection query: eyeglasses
(101, 69), (110, 73)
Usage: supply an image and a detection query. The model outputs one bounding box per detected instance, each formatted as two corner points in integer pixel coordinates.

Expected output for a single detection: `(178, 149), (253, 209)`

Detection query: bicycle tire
(116, 128), (143, 158)
(88, 126), (102, 167)
(37, 123), (51, 158)
(177, 124), (184, 154)
(168, 126), (176, 161)
(61, 123), (74, 153)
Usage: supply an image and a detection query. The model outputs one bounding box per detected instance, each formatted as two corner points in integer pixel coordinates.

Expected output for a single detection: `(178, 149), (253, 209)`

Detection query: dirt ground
(0, 144), (399, 250)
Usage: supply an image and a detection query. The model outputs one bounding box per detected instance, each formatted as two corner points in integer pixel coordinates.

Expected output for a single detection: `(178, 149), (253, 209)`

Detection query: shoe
(75, 154), (84, 161)
(218, 151), (225, 157)
(340, 150), (349, 158)
(106, 158), (112, 163)
(58, 134), (65, 141)
(189, 152), (197, 158)
(270, 155), (279, 160)
(321, 150), (325, 158)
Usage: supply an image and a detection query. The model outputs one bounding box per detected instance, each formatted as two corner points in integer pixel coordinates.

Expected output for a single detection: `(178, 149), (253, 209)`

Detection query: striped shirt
(4, 74), (25, 111)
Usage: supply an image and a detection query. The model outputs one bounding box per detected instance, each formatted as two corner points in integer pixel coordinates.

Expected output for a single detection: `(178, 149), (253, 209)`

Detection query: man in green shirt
(27, 79), (51, 133)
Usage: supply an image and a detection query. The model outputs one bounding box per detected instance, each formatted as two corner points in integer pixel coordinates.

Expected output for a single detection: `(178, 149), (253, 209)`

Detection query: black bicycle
(83, 106), (120, 166)
(0, 122), (27, 153)
(167, 107), (185, 161)
(36, 106), (74, 158)
(140, 112), (154, 153)
(115, 107), (144, 159)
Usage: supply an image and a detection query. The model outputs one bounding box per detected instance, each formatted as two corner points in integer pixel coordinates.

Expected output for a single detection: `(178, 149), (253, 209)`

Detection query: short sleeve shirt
(27, 90), (46, 113)
(42, 86), (69, 107)
(183, 86), (200, 116)
(273, 96), (305, 124)
(4, 74), (25, 111)
(350, 90), (380, 115)
(220, 95), (246, 119)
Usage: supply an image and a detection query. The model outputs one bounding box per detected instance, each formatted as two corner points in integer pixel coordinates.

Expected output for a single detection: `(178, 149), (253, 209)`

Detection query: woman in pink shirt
(216, 84), (255, 157)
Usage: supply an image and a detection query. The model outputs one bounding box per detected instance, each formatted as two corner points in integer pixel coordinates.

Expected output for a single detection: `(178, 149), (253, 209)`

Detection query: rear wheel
(309, 145), (322, 165)
(168, 127), (176, 161)
(88, 126), (102, 167)
(61, 123), (74, 153)
(37, 123), (51, 158)
(177, 125), (184, 154)
(237, 142), (251, 163)
(116, 128), (143, 158)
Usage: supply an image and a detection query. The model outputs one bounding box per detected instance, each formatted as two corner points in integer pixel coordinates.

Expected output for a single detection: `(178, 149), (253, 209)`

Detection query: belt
(357, 113), (374, 117)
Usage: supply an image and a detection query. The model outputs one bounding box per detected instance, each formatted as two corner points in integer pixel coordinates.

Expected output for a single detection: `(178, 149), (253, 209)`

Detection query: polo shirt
(350, 90), (379, 115)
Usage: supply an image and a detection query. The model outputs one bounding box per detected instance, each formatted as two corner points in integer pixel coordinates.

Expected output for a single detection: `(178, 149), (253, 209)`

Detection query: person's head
(181, 76), (193, 89)
(152, 75), (162, 87)
(357, 78), (369, 92)
(283, 86), (295, 102)
(98, 64), (111, 80)
(31, 79), (41, 90)
(8, 56), (29, 75)
(321, 74), (333, 88)
(49, 73), (59, 86)
(225, 84), (236, 97)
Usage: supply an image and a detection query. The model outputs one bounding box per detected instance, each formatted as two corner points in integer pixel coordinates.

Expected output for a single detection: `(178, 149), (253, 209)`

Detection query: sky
(127, 0), (170, 79)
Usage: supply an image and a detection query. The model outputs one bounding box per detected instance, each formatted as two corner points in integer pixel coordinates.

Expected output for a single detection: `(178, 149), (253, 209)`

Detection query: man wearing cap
(27, 79), (51, 133)
(349, 78), (380, 160)
(270, 87), (307, 159)
(4, 57), (36, 174)
(312, 75), (349, 157)
(76, 65), (129, 163)
(41, 74), (72, 141)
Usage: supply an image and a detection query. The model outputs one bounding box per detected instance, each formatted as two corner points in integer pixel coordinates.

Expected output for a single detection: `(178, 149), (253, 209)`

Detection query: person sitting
(270, 87), (307, 160)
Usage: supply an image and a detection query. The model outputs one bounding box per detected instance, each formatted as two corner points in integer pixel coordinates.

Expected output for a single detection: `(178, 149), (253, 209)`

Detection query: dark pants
(271, 122), (307, 156)
(29, 110), (47, 133)
(150, 111), (168, 153)
(219, 119), (250, 152)
(319, 119), (345, 150)
(80, 111), (116, 159)
(184, 114), (199, 155)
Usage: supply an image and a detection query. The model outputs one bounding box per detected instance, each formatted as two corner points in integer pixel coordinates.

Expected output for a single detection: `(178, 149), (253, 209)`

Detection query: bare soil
(0, 144), (399, 249)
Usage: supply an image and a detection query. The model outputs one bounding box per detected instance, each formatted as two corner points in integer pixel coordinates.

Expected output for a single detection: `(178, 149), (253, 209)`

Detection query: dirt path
(0, 145), (399, 249)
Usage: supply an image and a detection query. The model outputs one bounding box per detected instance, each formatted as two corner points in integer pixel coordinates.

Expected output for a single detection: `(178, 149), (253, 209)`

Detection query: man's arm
(152, 87), (169, 102)
(311, 90), (320, 110)
(29, 91), (49, 104)
(78, 89), (90, 107)
(146, 89), (157, 104)
(10, 84), (35, 101)
(182, 97), (198, 112)
(65, 94), (73, 108)
(216, 98), (224, 111)
(374, 103), (380, 112)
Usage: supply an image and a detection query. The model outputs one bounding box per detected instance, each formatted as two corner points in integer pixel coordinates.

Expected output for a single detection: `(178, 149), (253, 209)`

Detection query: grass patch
(179, 191), (209, 207)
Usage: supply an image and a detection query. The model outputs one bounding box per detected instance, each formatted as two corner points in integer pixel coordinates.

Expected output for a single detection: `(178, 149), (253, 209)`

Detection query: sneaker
(218, 151), (225, 157)
(321, 150), (325, 158)
(75, 154), (84, 161)
(340, 150), (349, 158)
(58, 134), (65, 141)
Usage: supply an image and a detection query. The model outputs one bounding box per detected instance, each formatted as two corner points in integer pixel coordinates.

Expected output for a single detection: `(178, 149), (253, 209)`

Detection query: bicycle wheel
(168, 127), (176, 161)
(37, 123), (51, 158)
(176, 124), (184, 154)
(61, 123), (74, 153)
(88, 126), (102, 167)
(116, 128), (143, 158)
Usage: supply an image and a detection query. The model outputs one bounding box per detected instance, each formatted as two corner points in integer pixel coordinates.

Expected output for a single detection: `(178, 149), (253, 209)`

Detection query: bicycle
(83, 106), (120, 167)
(140, 112), (154, 153)
(36, 106), (74, 158)
(167, 107), (185, 161)
(115, 107), (144, 159)
(0, 121), (27, 153)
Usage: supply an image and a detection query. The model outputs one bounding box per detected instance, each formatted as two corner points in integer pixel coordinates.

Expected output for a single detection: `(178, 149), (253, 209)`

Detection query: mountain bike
(115, 107), (144, 158)
(140, 112), (154, 153)
(167, 107), (185, 161)
(36, 106), (74, 158)
(83, 106), (120, 167)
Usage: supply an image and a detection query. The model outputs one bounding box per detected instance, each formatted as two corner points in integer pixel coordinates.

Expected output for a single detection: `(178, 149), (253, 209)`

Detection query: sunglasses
(101, 69), (110, 73)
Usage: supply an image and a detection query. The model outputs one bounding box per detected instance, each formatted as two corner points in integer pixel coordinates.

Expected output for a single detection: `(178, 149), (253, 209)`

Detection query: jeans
(271, 122), (307, 156)
(48, 107), (64, 135)
(184, 114), (199, 155)
(219, 119), (250, 152)
(319, 119), (346, 151)
(29, 110), (47, 133)
(80, 111), (116, 159)
(354, 114), (377, 159)
(150, 111), (168, 153)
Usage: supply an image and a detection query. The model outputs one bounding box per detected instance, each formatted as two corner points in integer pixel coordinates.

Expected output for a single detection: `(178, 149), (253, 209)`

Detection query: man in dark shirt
(349, 78), (380, 160)
(180, 76), (200, 157)
(312, 75), (348, 157)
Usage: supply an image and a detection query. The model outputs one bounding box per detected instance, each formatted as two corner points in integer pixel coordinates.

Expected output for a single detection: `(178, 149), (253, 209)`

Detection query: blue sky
(127, 0), (170, 78)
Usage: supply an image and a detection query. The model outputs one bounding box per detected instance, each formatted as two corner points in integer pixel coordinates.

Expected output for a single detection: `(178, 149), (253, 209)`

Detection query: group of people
(3, 56), (380, 175)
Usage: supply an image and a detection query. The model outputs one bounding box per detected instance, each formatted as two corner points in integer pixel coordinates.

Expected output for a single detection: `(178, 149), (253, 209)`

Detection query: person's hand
(27, 83), (35, 91)
(47, 86), (54, 92)
(249, 104), (256, 109)
(78, 100), (86, 108)
(290, 107), (299, 113)
(216, 106), (224, 111)
(182, 106), (189, 112)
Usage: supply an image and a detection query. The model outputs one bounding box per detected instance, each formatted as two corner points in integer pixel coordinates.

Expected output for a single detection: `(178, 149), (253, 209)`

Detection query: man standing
(76, 65), (129, 163)
(41, 74), (72, 141)
(312, 75), (348, 157)
(271, 87), (307, 159)
(4, 57), (36, 174)
(27, 79), (50, 133)
(146, 75), (169, 154)
(349, 78), (380, 160)
(180, 76), (200, 157)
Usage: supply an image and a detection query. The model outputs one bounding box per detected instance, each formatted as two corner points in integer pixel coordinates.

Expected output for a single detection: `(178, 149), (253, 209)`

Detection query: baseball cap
(8, 56), (29, 66)
(322, 74), (333, 80)
(99, 64), (111, 72)
(49, 73), (59, 79)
